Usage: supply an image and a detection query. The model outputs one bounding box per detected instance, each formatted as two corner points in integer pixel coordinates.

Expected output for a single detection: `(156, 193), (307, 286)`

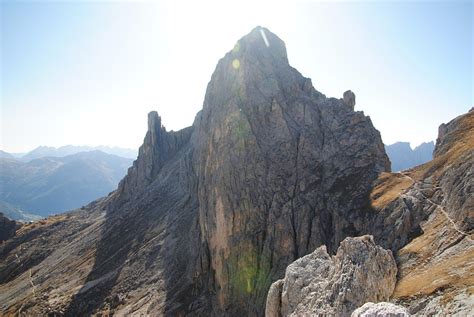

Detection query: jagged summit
(1, 28), (390, 316)
(231, 26), (288, 63)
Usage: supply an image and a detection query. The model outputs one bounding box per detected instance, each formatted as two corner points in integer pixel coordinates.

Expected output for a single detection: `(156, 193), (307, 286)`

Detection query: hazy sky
(1, 1), (472, 153)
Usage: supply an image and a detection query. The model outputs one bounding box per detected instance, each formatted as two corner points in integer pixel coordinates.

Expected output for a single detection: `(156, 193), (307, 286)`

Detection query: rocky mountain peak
(343, 90), (356, 109)
(147, 110), (162, 135)
(232, 26), (288, 64)
(434, 108), (473, 158)
(192, 26), (390, 315)
(201, 27), (310, 116)
(115, 110), (192, 202)
(0, 27), (392, 316)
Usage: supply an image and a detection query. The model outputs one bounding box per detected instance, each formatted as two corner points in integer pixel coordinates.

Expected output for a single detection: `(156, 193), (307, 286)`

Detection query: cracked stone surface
(265, 235), (397, 316)
(351, 302), (410, 317)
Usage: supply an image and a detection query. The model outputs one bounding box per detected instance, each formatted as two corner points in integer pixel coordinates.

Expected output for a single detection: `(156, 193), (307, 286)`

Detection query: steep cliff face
(0, 27), (390, 316)
(192, 27), (389, 315)
(263, 109), (473, 316)
(116, 111), (193, 201)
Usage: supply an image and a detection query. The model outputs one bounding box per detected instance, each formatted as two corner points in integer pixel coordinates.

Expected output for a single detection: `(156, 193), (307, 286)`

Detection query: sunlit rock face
(265, 236), (397, 317)
(0, 27), (390, 316)
(351, 302), (410, 317)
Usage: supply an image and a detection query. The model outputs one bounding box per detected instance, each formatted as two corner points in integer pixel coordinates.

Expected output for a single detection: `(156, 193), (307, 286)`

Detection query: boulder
(266, 235), (397, 316)
(352, 302), (410, 316)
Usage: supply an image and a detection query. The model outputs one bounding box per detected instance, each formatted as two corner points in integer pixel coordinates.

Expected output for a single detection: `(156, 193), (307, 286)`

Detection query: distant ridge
(0, 150), (133, 217)
(13, 145), (138, 161)
(0, 150), (15, 160)
(385, 141), (434, 171)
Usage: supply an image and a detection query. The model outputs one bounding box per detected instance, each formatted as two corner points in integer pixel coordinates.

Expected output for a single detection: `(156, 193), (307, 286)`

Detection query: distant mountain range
(0, 141), (434, 221)
(385, 141), (435, 171)
(2, 145), (137, 162)
(0, 150), (133, 219)
(0, 150), (15, 160)
(0, 201), (42, 222)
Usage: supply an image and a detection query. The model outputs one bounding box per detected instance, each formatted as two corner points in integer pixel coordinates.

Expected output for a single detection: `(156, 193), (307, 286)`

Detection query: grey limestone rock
(351, 302), (410, 317)
(343, 90), (356, 109)
(265, 235), (397, 316)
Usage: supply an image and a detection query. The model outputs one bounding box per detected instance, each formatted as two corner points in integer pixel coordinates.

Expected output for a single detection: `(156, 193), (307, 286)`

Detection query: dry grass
(16, 214), (68, 235)
(370, 172), (414, 210)
(381, 111), (474, 299)
(371, 111), (473, 212)
(393, 211), (474, 298)
(410, 110), (474, 181)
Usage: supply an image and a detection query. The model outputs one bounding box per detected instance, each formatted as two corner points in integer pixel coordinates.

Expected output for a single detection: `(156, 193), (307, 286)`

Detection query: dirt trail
(402, 173), (473, 242)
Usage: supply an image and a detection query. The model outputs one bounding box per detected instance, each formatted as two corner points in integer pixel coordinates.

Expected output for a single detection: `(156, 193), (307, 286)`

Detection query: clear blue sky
(1, 1), (472, 153)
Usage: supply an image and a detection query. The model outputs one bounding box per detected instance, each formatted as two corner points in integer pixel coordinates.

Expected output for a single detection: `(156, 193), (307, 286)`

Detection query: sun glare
(232, 59), (240, 69)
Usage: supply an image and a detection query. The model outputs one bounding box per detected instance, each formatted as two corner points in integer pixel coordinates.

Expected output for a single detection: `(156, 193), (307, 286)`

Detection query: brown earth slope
(369, 109), (473, 314)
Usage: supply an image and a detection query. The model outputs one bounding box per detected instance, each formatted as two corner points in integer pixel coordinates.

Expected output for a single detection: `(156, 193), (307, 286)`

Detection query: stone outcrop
(265, 236), (397, 316)
(351, 302), (410, 317)
(115, 111), (193, 202)
(0, 213), (16, 243)
(435, 107), (473, 158)
(343, 90), (356, 109)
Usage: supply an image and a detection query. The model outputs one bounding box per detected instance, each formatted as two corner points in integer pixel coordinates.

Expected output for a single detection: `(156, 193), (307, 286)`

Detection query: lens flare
(259, 29), (270, 47)
(232, 59), (240, 69)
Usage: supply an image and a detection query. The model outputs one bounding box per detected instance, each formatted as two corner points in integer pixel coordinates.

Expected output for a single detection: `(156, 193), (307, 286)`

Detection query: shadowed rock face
(263, 109), (473, 316)
(0, 213), (16, 243)
(192, 26), (389, 315)
(0, 27), (390, 316)
(343, 90), (356, 109)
